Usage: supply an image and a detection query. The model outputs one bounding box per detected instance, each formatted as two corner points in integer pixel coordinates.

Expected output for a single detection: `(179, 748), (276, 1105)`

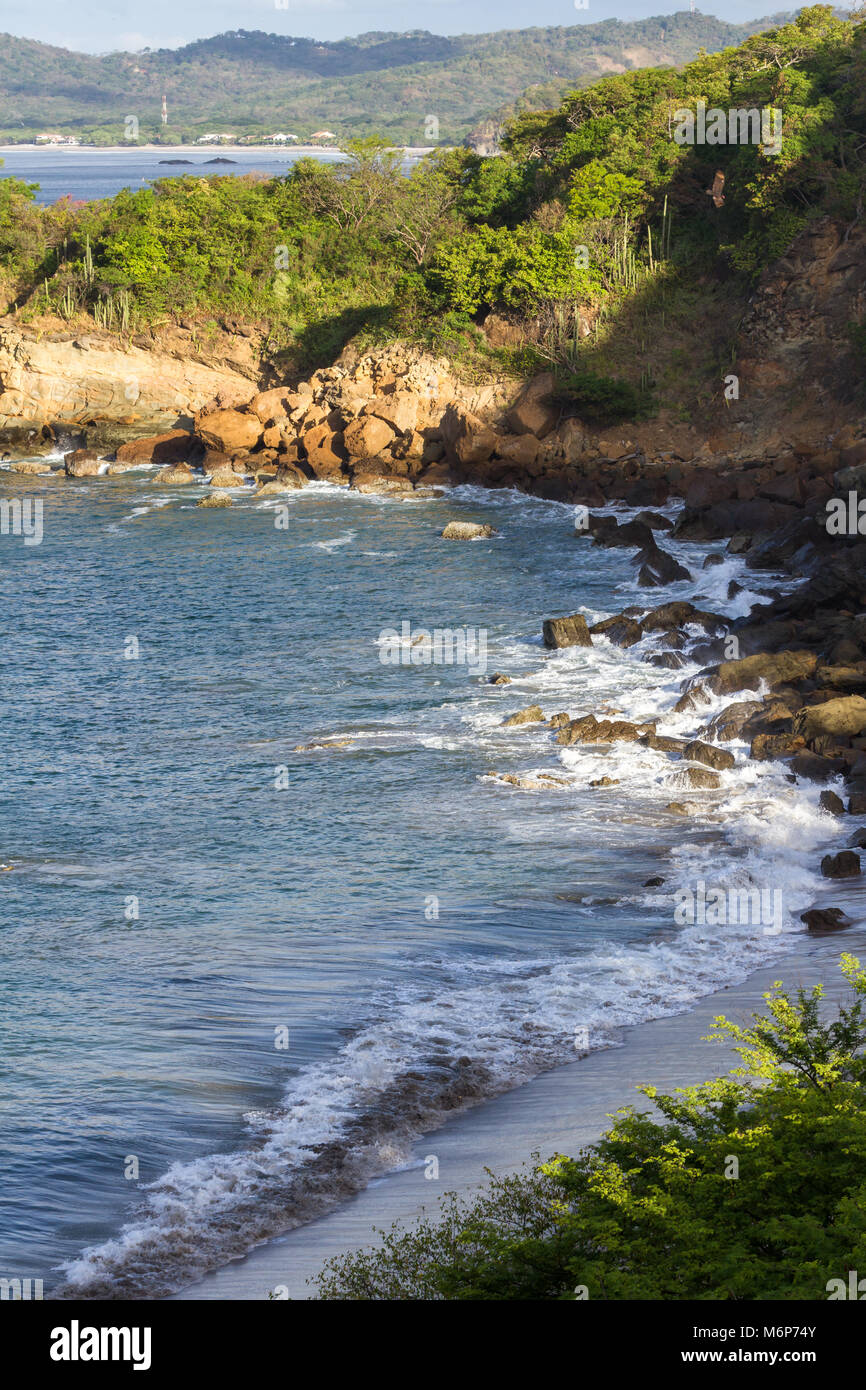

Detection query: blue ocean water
(0, 147), (413, 205)
(0, 464), (838, 1297)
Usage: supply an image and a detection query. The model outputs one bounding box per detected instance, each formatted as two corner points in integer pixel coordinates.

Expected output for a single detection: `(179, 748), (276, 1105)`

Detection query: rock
(197, 494), (232, 508)
(155, 463), (197, 484)
(790, 751), (847, 782)
(304, 423), (347, 479)
(506, 373), (559, 438)
(643, 875), (665, 886)
(249, 387), (294, 424)
(820, 850), (861, 878)
(683, 740), (735, 771)
(556, 715), (652, 746)
(590, 776), (620, 787)
(794, 696), (866, 742)
(849, 828), (866, 848)
(543, 614), (593, 649)
(642, 732), (687, 753)
(588, 515), (655, 550)
(635, 543), (692, 587)
(750, 732), (807, 761)
(114, 430), (195, 466)
(640, 601), (724, 635)
(10, 458), (52, 473)
(495, 434), (541, 467)
(676, 766), (722, 789)
(589, 616), (642, 648)
(702, 553), (724, 568)
(489, 673), (511, 684)
(256, 469), (306, 495)
(208, 467), (245, 488)
(197, 409), (262, 454)
(548, 712), (570, 727)
(499, 772), (568, 790)
(708, 700), (768, 740)
(712, 650), (819, 697)
(0, 323), (257, 437)
(64, 449), (101, 477)
(343, 414), (398, 460)
(819, 789), (846, 815)
(503, 705), (544, 726)
(441, 521), (496, 539)
(801, 907), (853, 932)
(364, 396), (420, 435)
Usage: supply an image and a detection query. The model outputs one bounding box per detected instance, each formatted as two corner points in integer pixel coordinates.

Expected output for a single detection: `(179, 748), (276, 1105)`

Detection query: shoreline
(0, 144), (434, 155)
(173, 917), (866, 1300)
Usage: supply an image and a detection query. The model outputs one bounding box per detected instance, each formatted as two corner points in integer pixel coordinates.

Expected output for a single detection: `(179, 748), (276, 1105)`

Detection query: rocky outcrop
(441, 521), (496, 539)
(543, 614), (593, 649)
(0, 318), (258, 452)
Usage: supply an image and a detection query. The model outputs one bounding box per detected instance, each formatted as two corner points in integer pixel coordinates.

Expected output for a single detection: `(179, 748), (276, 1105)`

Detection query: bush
(315, 955), (866, 1300)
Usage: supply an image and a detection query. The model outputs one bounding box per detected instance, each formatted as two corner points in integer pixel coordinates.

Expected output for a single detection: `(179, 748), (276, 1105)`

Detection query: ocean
(0, 461), (841, 1297)
(0, 146), (416, 205)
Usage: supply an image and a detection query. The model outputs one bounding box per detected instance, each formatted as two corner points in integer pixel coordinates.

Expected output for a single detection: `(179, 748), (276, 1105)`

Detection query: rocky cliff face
(0, 318), (259, 453)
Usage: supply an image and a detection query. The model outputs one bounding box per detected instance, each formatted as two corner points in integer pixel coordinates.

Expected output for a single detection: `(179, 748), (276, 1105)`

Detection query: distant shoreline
(0, 143), (438, 156)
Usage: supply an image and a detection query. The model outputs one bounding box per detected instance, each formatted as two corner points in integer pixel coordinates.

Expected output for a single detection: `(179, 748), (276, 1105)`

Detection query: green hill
(0, 13), (795, 146)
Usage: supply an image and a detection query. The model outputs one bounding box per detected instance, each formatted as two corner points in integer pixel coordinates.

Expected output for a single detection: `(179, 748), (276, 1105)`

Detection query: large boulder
(683, 740), (735, 771)
(114, 430), (195, 466)
(64, 449), (100, 477)
(304, 422), (347, 479)
(507, 373), (559, 439)
(710, 650), (819, 697)
(248, 388), (295, 424)
(364, 395), (419, 435)
(794, 696), (866, 742)
(503, 705), (544, 726)
(343, 414), (398, 460)
(821, 851), (861, 879)
(543, 614), (593, 649)
(197, 408), (262, 453)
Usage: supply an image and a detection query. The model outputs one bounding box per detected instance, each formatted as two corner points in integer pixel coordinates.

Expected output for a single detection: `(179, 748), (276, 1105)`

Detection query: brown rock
(794, 696), (866, 742)
(64, 449), (101, 477)
(543, 614), (593, 649)
(503, 705), (545, 727)
(712, 650), (819, 697)
(506, 373), (559, 439)
(197, 409), (262, 454)
(343, 414), (398, 460)
(801, 907), (852, 932)
(114, 430), (195, 466)
(683, 740), (735, 771)
(155, 463), (196, 485)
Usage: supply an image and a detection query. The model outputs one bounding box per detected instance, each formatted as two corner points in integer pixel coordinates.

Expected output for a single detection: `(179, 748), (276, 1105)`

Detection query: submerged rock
(197, 494), (232, 508)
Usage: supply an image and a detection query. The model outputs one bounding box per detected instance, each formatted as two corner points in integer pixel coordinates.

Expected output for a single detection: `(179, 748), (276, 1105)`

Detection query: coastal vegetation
(0, 8), (863, 414)
(0, 15), (792, 147)
(315, 956), (866, 1299)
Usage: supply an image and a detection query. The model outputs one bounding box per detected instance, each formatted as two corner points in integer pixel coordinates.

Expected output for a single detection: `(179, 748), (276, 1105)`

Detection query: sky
(0, 0), (797, 53)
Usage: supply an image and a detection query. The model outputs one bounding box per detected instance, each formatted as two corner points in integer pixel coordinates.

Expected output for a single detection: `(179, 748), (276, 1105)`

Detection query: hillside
(0, 13), (794, 146)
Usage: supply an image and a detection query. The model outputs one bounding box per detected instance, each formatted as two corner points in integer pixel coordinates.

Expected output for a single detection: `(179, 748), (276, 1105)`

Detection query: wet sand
(174, 912), (866, 1300)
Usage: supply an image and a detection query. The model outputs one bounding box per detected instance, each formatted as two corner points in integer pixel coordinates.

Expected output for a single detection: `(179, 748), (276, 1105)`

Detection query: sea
(0, 459), (844, 1297)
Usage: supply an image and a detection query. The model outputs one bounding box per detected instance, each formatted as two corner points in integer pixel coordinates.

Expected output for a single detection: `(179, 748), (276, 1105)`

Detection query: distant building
(265, 132), (299, 144)
(195, 133), (236, 145)
(310, 130), (337, 142)
(35, 133), (80, 145)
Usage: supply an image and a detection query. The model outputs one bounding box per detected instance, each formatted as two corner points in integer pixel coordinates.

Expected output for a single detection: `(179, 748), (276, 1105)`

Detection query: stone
(249, 387), (294, 424)
(64, 449), (101, 477)
(506, 373), (559, 439)
(441, 521), (496, 539)
(543, 614), (593, 649)
(794, 696), (866, 742)
(820, 851), (861, 878)
(819, 790), (846, 815)
(197, 408), (262, 454)
(155, 463), (197, 484)
(589, 776), (620, 787)
(712, 650), (819, 697)
(343, 414), (398, 460)
(208, 467), (245, 488)
(114, 430), (195, 466)
(676, 766), (722, 789)
(683, 740), (735, 771)
(801, 907), (853, 932)
(197, 494), (232, 508)
(10, 459), (52, 473)
(489, 673), (512, 685)
(503, 705), (544, 726)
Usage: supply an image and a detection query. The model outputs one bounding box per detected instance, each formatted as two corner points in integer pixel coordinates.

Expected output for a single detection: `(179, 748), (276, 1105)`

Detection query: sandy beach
(174, 906), (866, 1300)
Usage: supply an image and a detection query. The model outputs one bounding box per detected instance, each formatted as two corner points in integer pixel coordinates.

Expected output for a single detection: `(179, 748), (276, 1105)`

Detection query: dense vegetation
(0, 14), (792, 146)
(0, 8), (863, 416)
(315, 954), (866, 1299)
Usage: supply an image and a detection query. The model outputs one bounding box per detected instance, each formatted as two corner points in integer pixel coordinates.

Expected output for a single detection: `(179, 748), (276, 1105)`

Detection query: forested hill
(0, 12), (794, 146)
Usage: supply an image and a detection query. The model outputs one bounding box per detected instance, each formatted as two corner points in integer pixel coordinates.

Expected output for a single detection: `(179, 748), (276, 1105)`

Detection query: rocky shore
(5, 286), (866, 936)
